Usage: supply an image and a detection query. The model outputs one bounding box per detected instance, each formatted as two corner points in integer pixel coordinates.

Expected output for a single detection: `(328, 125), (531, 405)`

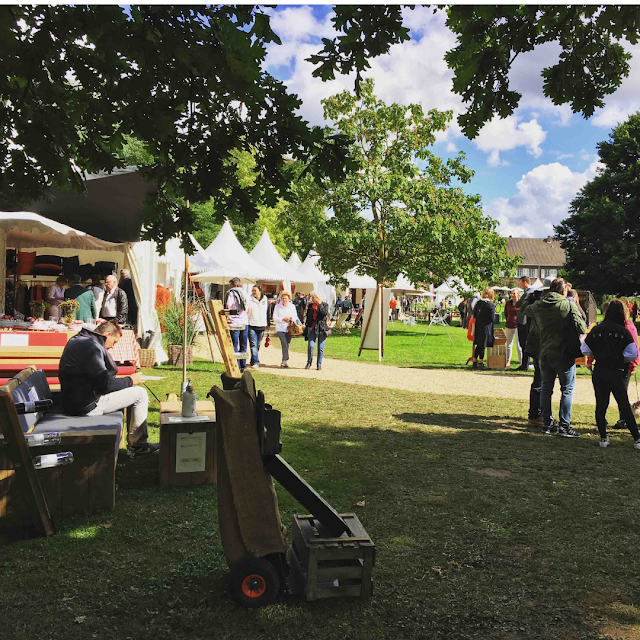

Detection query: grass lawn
(289, 320), (595, 376)
(2, 361), (639, 639)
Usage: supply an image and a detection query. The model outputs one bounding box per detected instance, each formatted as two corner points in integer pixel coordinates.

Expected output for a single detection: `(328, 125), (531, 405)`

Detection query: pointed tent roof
(391, 274), (427, 295)
(299, 251), (330, 283)
(249, 229), (313, 284)
(287, 252), (302, 269)
(345, 268), (377, 289)
(435, 276), (471, 293)
(194, 220), (281, 283)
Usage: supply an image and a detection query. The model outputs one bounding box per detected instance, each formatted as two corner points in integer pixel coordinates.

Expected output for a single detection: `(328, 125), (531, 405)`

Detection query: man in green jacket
(520, 278), (587, 438)
(64, 274), (97, 323)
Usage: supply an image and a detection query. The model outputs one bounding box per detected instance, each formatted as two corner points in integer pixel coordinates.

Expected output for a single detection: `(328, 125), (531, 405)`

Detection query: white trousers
(88, 386), (148, 447)
(505, 327), (522, 363)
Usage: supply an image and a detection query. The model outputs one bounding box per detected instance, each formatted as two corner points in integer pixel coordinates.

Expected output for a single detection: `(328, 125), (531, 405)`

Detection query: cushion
(16, 251), (36, 276)
(78, 264), (94, 281)
(32, 255), (63, 276)
(94, 261), (116, 277)
(34, 411), (124, 456)
(8, 370), (52, 433)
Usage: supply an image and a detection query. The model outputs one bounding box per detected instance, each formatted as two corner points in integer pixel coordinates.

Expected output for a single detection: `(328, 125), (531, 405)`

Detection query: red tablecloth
(0, 328), (140, 368)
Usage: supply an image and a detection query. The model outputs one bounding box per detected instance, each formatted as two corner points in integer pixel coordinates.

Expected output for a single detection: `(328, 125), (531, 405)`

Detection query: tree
(291, 80), (518, 290)
(3, 5), (640, 246)
(555, 113), (640, 296)
(311, 5), (640, 138)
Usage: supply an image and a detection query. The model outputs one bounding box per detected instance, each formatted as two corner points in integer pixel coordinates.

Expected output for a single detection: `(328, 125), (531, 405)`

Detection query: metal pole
(182, 200), (190, 391)
(378, 283), (383, 361)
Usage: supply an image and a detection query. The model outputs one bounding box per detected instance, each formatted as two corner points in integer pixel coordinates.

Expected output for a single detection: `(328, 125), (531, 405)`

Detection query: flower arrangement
(29, 300), (47, 319)
(58, 298), (79, 323)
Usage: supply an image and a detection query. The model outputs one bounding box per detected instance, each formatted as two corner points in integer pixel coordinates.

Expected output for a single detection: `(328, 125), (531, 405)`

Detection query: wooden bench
(0, 367), (122, 543)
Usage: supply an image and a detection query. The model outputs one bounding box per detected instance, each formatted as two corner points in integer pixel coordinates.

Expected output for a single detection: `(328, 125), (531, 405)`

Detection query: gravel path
(251, 333), (597, 406)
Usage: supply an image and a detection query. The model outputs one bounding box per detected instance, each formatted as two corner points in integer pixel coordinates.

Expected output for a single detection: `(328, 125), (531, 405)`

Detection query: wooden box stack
(487, 328), (507, 369)
(288, 513), (375, 601)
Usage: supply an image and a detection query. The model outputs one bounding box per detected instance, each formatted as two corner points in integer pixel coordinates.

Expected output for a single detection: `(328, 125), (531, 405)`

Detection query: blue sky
(262, 5), (640, 238)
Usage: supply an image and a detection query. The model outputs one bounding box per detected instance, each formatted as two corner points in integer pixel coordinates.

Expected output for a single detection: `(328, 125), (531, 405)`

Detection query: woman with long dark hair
(471, 287), (496, 370)
(304, 291), (330, 370)
(581, 299), (640, 449)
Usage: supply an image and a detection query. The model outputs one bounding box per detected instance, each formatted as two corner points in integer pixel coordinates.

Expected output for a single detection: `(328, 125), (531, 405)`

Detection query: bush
(158, 298), (199, 347)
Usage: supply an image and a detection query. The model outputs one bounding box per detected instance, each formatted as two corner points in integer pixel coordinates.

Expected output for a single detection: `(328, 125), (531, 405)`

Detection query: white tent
(434, 277), (471, 307)
(0, 212), (164, 356)
(391, 274), (428, 295)
(345, 268), (377, 289)
(287, 252), (302, 269)
(193, 221), (282, 284)
(297, 251), (336, 306)
(249, 229), (313, 288)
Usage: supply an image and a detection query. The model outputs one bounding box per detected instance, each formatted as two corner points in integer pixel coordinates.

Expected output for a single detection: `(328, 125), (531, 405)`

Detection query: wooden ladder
(206, 300), (243, 377)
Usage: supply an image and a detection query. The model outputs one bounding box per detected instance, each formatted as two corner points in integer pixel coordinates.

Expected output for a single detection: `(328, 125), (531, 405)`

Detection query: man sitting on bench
(59, 322), (158, 457)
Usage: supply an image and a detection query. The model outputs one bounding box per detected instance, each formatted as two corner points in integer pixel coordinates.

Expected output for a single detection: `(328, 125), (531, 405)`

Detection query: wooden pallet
(288, 513), (375, 601)
(207, 300), (241, 377)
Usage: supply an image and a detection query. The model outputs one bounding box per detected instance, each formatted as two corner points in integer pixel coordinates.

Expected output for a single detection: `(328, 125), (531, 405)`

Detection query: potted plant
(58, 298), (80, 324)
(29, 300), (47, 319)
(157, 298), (198, 366)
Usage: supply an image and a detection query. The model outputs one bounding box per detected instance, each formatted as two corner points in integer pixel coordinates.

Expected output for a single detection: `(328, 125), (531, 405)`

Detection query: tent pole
(378, 283), (383, 361)
(182, 201), (189, 391)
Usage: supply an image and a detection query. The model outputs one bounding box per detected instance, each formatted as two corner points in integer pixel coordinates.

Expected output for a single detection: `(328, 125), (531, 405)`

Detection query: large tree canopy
(289, 80), (517, 290)
(555, 113), (640, 296)
(2, 5), (640, 248)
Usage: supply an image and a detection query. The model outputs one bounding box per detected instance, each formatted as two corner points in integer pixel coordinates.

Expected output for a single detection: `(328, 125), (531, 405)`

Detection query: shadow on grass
(394, 411), (532, 433)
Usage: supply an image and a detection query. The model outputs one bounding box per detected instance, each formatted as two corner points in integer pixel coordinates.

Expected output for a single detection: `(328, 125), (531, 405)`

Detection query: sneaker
(612, 420), (625, 429)
(557, 427), (580, 438)
(305, 363), (311, 369)
(317, 364), (322, 370)
(280, 363), (289, 368)
(128, 443), (160, 457)
(599, 437), (610, 448)
(634, 440), (640, 450)
(476, 363), (488, 370)
(528, 416), (543, 426)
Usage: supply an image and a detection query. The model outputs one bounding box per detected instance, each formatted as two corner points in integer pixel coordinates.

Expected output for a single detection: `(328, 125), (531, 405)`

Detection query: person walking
(580, 299), (640, 449)
(504, 288), (522, 368)
(64, 274), (97, 322)
(521, 278), (587, 437)
(304, 291), (330, 370)
(273, 291), (300, 368)
(247, 284), (268, 369)
(471, 287), (496, 370)
(225, 277), (249, 373)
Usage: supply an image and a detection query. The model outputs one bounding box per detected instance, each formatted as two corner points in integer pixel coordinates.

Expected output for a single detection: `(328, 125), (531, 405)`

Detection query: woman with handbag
(472, 287), (496, 370)
(273, 291), (300, 368)
(304, 291), (330, 370)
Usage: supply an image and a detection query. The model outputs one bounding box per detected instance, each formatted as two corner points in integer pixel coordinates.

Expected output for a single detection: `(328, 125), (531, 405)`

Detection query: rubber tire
(229, 558), (281, 608)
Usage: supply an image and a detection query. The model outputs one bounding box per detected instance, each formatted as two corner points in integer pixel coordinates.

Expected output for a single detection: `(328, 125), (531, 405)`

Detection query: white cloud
(487, 161), (602, 238)
(556, 153), (574, 160)
(474, 116), (547, 166)
(446, 142), (457, 153)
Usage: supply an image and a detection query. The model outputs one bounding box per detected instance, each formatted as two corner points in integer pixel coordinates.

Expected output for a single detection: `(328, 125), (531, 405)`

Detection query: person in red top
(504, 288), (522, 368)
(389, 295), (398, 321)
(304, 291), (330, 370)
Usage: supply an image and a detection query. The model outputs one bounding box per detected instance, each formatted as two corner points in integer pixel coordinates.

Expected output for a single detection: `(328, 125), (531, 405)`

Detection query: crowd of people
(45, 269), (138, 327)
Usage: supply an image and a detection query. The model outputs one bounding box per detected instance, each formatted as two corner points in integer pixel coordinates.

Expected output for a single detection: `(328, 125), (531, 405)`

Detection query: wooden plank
(87, 442), (116, 513)
(316, 563), (363, 581)
(159, 419), (171, 488)
(287, 545), (307, 597)
(0, 346), (64, 357)
(315, 585), (364, 599)
(317, 546), (365, 561)
(360, 546), (375, 599)
(208, 300), (241, 377)
(159, 400), (215, 414)
(0, 379), (55, 536)
(292, 516), (310, 566)
(307, 546), (319, 601)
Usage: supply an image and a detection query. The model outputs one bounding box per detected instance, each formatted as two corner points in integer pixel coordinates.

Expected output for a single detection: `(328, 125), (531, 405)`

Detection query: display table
(0, 328), (140, 368)
(159, 401), (216, 488)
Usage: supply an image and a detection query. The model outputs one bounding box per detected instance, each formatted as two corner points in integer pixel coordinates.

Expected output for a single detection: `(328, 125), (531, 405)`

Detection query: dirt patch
(498, 545), (533, 558)
(597, 624), (640, 640)
(470, 467), (513, 479)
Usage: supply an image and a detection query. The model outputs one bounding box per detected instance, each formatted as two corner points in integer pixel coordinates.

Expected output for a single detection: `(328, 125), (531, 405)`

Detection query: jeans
(505, 327), (522, 364)
(230, 326), (248, 371)
(529, 358), (542, 420)
(248, 326), (265, 366)
(307, 329), (326, 366)
(540, 360), (576, 429)
(592, 367), (640, 440)
(88, 386), (148, 448)
(277, 331), (292, 364)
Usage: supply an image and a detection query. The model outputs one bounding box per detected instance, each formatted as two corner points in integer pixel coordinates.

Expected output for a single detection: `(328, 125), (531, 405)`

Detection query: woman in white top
(272, 291), (300, 368)
(247, 284), (269, 368)
(46, 275), (68, 320)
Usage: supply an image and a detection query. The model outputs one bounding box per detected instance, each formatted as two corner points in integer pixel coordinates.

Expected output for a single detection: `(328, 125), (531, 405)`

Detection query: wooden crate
(159, 402), (216, 488)
(288, 513), (375, 601)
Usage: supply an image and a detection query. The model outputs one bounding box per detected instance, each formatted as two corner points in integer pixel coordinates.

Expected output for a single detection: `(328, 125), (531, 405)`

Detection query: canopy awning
(0, 168), (154, 243)
(249, 229), (313, 285)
